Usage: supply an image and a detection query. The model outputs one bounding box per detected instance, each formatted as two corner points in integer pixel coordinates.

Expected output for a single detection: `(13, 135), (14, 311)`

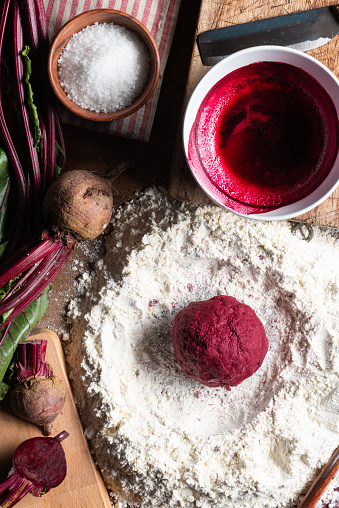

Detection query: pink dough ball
(172, 295), (268, 388)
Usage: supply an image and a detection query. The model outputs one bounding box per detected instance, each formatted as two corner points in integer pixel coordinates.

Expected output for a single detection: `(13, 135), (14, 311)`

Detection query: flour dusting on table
(66, 188), (339, 508)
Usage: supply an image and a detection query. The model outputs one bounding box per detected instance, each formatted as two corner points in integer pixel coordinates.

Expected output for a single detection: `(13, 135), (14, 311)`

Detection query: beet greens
(0, 1), (114, 399)
(0, 0), (66, 396)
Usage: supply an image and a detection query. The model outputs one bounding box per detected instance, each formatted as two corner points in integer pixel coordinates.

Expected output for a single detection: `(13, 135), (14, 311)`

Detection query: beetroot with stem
(10, 339), (66, 435)
(0, 430), (68, 507)
(0, 169), (114, 339)
(0, 2), (113, 390)
(0, 0), (71, 398)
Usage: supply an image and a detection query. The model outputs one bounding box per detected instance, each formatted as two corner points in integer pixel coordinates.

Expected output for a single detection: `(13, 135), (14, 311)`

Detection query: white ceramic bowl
(183, 46), (339, 220)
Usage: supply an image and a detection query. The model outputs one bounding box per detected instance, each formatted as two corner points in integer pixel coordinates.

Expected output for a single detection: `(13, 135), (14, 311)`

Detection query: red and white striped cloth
(44, 0), (182, 141)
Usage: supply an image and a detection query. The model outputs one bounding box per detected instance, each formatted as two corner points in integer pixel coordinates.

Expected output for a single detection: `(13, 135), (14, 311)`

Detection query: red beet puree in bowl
(188, 61), (339, 214)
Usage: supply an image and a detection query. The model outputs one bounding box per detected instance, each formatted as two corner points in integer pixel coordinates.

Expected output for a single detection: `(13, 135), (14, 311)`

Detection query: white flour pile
(67, 188), (339, 508)
(58, 23), (150, 112)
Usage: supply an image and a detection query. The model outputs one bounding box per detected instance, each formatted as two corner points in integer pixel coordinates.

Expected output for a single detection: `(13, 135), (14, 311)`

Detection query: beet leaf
(0, 286), (49, 399)
(0, 358), (12, 399)
(54, 141), (64, 180)
(0, 0), (27, 251)
(0, 148), (10, 258)
(0, 0), (69, 400)
(13, 1), (42, 208)
(22, 46), (41, 150)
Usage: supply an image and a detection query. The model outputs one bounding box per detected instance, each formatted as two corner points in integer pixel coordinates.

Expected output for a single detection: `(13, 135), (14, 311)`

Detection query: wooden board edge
(30, 328), (112, 507)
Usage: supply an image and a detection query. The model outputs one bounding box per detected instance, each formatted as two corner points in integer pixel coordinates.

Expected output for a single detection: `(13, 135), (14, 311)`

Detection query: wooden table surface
(0, 330), (111, 508)
(18, 4), (339, 505)
(168, 0), (339, 227)
(37, 0), (339, 335)
(36, 0), (202, 333)
(59, 0), (339, 227)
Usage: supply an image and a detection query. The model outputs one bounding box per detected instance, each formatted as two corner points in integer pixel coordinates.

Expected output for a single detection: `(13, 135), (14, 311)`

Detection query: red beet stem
(14, 339), (52, 381)
(0, 236), (59, 288)
(0, 244), (72, 330)
(0, 243), (64, 314)
(0, 0), (27, 252)
(55, 430), (69, 442)
(55, 114), (66, 173)
(30, 0), (57, 188)
(0, 258), (44, 304)
(0, 0), (66, 258)
(13, 0), (42, 206)
(0, 474), (34, 508)
(21, 0), (66, 188)
(22, 0), (39, 50)
(38, 112), (48, 181)
(0, 0), (69, 356)
(0, 480), (33, 508)
(11, 342), (66, 434)
(0, 432), (69, 507)
(20, 0), (62, 190)
(0, 473), (16, 496)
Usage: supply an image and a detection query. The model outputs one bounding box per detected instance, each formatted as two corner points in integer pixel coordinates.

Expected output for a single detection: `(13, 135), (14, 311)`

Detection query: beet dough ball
(172, 295), (268, 388)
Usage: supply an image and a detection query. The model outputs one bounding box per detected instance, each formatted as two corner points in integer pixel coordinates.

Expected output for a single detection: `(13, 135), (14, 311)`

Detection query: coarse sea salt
(57, 22), (150, 113)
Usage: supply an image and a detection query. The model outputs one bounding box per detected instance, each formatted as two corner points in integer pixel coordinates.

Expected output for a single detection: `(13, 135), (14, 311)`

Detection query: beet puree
(172, 295), (268, 388)
(188, 61), (339, 213)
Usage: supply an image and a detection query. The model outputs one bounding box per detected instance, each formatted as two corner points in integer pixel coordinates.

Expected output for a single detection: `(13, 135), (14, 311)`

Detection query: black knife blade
(198, 5), (339, 66)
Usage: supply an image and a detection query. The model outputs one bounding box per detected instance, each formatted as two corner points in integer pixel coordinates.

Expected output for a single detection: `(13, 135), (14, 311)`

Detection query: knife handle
(331, 4), (339, 21)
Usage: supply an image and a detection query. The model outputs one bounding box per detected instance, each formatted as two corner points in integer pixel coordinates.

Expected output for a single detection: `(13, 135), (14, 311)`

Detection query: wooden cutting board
(169, 0), (339, 227)
(0, 329), (112, 508)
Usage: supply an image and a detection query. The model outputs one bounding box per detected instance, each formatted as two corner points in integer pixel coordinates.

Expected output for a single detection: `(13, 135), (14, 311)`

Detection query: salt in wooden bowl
(48, 9), (160, 122)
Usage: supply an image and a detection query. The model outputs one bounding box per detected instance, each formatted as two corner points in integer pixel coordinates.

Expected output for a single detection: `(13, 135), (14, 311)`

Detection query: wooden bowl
(48, 9), (160, 122)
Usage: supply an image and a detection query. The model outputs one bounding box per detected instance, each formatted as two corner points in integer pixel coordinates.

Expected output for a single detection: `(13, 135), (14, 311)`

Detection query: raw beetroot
(0, 170), (114, 335)
(0, 431), (68, 507)
(43, 169), (114, 242)
(10, 339), (66, 435)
